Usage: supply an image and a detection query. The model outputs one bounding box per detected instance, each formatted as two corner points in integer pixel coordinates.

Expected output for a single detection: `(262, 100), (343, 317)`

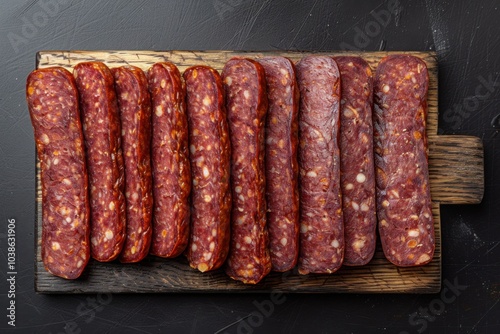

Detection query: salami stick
(223, 57), (271, 284)
(27, 67), (90, 279)
(334, 56), (377, 266)
(184, 66), (231, 272)
(296, 56), (344, 274)
(74, 62), (126, 262)
(373, 55), (435, 267)
(258, 57), (300, 272)
(148, 62), (191, 258)
(113, 66), (153, 263)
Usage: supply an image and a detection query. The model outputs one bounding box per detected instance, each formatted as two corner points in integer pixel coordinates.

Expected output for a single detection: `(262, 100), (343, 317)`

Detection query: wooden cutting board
(34, 50), (484, 293)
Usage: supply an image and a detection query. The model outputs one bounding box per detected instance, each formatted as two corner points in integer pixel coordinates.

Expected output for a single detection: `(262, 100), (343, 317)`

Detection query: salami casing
(184, 66), (231, 272)
(148, 62), (191, 258)
(27, 67), (90, 279)
(258, 57), (300, 272)
(296, 56), (344, 274)
(334, 56), (377, 266)
(373, 55), (435, 267)
(74, 62), (126, 262)
(223, 57), (271, 284)
(113, 66), (153, 263)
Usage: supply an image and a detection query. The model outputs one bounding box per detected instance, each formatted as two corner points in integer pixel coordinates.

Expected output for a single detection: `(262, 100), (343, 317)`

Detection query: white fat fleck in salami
(296, 55), (344, 274)
(373, 55), (435, 267)
(27, 67), (90, 279)
(223, 57), (271, 284)
(334, 56), (377, 266)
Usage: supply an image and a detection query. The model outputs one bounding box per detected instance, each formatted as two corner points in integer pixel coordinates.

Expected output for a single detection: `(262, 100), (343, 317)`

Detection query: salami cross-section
(74, 62), (126, 262)
(296, 56), (344, 275)
(335, 56), (377, 266)
(27, 67), (90, 279)
(113, 66), (153, 263)
(373, 55), (435, 267)
(184, 66), (231, 272)
(148, 62), (191, 258)
(223, 57), (271, 284)
(258, 57), (300, 272)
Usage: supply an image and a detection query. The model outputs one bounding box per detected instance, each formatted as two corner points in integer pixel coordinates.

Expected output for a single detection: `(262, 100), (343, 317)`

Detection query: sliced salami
(74, 62), (126, 262)
(296, 56), (344, 274)
(148, 62), (191, 258)
(27, 67), (90, 279)
(258, 56), (300, 272)
(113, 66), (153, 263)
(373, 55), (435, 267)
(183, 65), (231, 272)
(223, 57), (271, 284)
(334, 56), (377, 266)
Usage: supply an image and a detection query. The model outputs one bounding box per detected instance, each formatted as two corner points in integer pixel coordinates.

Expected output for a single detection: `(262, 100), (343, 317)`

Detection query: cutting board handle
(428, 135), (484, 204)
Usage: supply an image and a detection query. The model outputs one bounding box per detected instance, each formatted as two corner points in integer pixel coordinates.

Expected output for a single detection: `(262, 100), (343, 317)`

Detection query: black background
(1, 0), (499, 333)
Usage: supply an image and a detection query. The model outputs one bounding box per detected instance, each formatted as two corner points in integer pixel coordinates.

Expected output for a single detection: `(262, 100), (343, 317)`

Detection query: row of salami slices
(26, 54), (435, 284)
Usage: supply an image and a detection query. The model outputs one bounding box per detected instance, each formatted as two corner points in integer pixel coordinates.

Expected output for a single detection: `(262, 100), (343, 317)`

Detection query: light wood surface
(34, 50), (483, 293)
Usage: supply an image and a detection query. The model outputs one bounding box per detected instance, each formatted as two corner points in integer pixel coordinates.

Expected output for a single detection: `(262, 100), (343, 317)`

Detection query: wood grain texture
(34, 50), (482, 293)
(428, 135), (484, 204)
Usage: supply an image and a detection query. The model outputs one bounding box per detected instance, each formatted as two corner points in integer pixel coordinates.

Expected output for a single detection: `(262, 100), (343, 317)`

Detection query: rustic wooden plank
(428, 136), (484, 204)
(33, 50), (480, 294)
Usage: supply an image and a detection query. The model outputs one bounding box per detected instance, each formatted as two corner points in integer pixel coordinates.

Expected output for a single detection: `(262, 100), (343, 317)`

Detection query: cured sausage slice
(223, 57), (271, 284)
(258, 57), (300, 272)
(74, 62), (126, 262)
(183, 66), (231, 272)
(373, 55), (435, 267)
(27, 67), (90, 279)
(113, 66), (153, 263)
(296, 56), (344, 274)
(334, 56), (376, 266)
(148, 62), (191, 258)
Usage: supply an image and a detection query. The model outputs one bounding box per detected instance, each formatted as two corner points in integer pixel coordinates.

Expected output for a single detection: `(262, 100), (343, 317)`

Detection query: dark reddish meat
(223, 57), (271, 284)
(113, 66), (153, 263)
(27, 67), (90, 279)
(258, 56), (300, 272)
(373, 55), (435, 267)
(296, 55), (344, 274)
(334, 56), (377, 266)
(74, 62), (126, 262)
(147, 62), (191, 258)
(183, 65), (231, 272)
